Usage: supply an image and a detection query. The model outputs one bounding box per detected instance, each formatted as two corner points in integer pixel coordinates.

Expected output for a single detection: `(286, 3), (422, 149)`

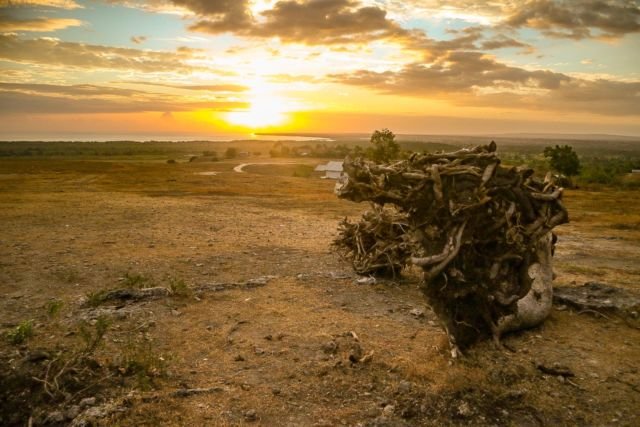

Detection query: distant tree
(225, 147), (238, 159)
(544, 145), (581, 178)
(370, 128), (401, 163)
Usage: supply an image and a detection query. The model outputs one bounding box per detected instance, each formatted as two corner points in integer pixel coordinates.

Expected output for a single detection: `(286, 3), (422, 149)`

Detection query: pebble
(322, 340), (338, 354)
(79, 397), (96, 408)
(457, 401), (472, 417)
(409, 308), (425, 318)
(244, 409), (257, 421)
(356, 276), (376, 285)
(398, 380), (412, 393)
(382, 404), (395, 417)
(66, 405), (81, 419)
(46, 411), (65, 423)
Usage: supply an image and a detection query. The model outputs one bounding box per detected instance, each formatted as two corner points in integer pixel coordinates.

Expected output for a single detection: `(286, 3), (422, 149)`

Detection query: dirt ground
(1, 156), (639, 426)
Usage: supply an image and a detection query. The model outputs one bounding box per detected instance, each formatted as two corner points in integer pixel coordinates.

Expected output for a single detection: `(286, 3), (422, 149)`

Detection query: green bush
(6, 320), (34, 345)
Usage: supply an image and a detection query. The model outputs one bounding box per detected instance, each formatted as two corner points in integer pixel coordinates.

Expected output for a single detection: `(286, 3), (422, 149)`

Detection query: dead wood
(334, 142), (568, 352)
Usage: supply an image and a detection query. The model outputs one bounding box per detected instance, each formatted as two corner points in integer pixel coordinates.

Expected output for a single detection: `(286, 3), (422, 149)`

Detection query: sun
(225, 81), (290, 129)
(225, 96), (287, 128)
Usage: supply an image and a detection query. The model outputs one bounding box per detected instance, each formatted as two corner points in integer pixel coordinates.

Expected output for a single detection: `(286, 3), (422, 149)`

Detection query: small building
(318, 161), (344, 179)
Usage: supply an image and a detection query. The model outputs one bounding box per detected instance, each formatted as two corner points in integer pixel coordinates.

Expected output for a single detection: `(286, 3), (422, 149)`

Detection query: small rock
(356, 276), (376, 285)
(79, 397), (96, 408)
(254, 347), (265, 355)
(271, 387), (281, 395)
(171, 309), (181, 317)
(66, 405), (81, 420)
(457, 401), (472, 417)
(234, 354), (245, 362)
(244, 409), (258, 421)
(398, 380), (412, 393)
(409, 308), (424, 318)
(382, 404), (395, 417)
(322, 340), (338, 354)
(46, 411), (65, 423)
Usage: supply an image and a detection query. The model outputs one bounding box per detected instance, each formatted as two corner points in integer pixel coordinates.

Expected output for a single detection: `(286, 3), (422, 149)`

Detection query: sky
(0, 0), (639, 139)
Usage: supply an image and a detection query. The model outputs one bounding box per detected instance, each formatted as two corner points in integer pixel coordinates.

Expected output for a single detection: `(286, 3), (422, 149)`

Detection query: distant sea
(0, 133), (333, 142)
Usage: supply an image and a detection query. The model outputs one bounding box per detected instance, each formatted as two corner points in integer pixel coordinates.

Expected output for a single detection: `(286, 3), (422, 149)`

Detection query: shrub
(6, 320), (34, 345)
(168, 277), (191, 297)
(225, 147), (238, 159)
(122, 272), (150, 288)
(45, 300), (64, 318)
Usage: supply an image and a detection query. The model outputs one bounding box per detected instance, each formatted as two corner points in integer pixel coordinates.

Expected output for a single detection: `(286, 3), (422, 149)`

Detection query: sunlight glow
(224, 79), (292, 129)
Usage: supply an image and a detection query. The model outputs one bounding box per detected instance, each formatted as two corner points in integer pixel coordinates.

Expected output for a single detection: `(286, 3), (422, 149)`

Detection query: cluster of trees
(269, 142), (353, 158)
(269, 128), (403, 162)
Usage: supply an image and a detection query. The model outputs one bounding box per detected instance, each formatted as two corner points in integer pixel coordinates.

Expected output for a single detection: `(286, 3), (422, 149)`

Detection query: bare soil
(1, 156), (639, 426)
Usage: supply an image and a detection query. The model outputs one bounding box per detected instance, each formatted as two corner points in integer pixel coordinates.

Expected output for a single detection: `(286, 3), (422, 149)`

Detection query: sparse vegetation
(45, 299), (64, 318)
(117, 339), (168, 390)
(1, 137), (639, 426)
(122, 271), (151, 288)
(292, 164), (314, 177)
(225, 147), (238, 159)
(78, 316), (110, 353)
(167, 276), (191, 297)
(86, 289), (109, 307)
(6, 320), (34, 345)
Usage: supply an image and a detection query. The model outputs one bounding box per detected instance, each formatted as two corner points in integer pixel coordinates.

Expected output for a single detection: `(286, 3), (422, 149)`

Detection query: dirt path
(233, 161), (304, 173)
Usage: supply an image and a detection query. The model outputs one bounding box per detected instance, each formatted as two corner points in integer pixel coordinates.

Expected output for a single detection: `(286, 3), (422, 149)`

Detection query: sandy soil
(1, 157), (639, 426)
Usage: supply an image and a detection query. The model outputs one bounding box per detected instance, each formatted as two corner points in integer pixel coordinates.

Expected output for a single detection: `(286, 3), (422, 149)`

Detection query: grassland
(1, 138), (639, 426)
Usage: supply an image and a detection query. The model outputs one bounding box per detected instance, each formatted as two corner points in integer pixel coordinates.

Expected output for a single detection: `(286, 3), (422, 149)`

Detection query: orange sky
(1, 0), (639, 138)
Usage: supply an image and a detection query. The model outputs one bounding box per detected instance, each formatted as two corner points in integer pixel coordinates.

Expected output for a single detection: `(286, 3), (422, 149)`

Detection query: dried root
(334, 142), (568, 350)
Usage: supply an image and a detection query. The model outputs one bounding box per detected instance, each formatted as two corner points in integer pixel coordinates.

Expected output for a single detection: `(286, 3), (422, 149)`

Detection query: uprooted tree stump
(334, 142), (568, 356)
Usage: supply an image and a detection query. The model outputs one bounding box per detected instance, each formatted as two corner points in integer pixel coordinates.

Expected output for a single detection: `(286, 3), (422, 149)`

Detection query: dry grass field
(1, 147), (639, 426)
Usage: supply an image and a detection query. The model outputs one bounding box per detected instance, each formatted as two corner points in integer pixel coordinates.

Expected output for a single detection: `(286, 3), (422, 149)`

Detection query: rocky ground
(1, 156), (639, 426)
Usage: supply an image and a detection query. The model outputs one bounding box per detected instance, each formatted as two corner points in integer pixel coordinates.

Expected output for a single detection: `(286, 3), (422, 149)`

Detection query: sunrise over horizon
(1, 0), (639, 139)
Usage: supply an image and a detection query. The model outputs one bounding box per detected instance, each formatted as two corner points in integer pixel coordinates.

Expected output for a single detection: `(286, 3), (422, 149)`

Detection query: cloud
(172, 0), (251, 30)
(504, 0), (640, 39)
(330, 51), (640, 115)
(0, 82), (249, 114)
(0, 0), (82, 9)
(121, 80), (248, 92)
(332, 51), (569, 94)
(0, 34), (204, 73)
(179, 0), (410, 45)
(0, 14), (83, 32)
(130, 35), (147, 44)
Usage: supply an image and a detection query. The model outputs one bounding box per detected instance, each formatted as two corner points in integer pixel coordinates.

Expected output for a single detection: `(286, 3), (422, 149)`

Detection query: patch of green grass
(6, 320), (34, 345)
(117, 340), (168, 390)
(122, 272), (151, 288)
(167, 277), (192, 298)
(85, 289), (109, 307)
(45, 299), (64, 318)
(78, 316), (110, 354)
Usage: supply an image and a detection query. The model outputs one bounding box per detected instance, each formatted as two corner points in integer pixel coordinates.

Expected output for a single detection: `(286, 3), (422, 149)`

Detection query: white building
(316, 161), (344, 179)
